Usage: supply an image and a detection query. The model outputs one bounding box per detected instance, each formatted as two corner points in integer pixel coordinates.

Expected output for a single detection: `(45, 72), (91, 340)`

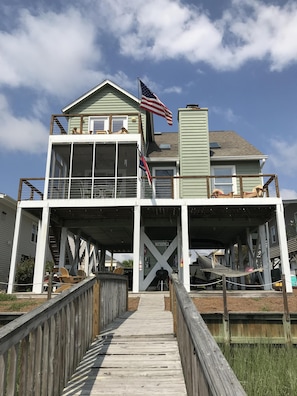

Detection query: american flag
(139, 151), (152, 186)
(139, 80), (173, 126)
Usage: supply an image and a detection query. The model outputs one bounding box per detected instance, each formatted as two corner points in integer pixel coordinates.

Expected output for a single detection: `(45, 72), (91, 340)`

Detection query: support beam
(181, 205), (190, 292)
(33, 206), (50, 293)
(133, 205), (141, 292)
(259, 224), (272, 290)
(7, 206), (22, 294)
(59, 227), (68, 268)
(276, 202), (292, 293)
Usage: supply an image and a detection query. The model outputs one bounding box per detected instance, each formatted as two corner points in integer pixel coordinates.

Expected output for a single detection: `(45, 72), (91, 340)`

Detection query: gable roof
(62, 80), (140, 113)
(147, 130), (266, 160)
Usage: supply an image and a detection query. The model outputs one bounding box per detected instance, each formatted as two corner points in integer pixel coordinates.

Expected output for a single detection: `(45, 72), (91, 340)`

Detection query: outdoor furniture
(59, 267), (84, 284)
(243, 185), (264, 198)
(211, 189), (233, 198)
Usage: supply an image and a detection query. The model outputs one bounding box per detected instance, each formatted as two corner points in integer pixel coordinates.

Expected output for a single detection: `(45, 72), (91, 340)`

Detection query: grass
(221, 344), (297, 395)
(0, 294), (17, 301)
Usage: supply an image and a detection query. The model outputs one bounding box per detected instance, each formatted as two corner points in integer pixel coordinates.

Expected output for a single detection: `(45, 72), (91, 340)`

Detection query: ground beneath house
(1, 290), (296, 314)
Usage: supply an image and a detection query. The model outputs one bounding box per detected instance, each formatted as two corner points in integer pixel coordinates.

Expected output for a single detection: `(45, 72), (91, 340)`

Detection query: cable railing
(18, 174), (279, 201)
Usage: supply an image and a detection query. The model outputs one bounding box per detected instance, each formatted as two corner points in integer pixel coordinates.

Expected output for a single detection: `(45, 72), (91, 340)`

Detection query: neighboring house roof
(62, 80), (140, 113)
(147, 130), (265, 160)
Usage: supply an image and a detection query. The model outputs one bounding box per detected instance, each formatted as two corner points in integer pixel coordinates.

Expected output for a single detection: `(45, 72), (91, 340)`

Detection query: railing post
(92, 279), (100, 339)
(222, 275), (230, 344)
(282, 274), (292, 346)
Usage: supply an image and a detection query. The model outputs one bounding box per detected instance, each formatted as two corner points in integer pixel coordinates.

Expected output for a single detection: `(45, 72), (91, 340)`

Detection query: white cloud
(95, 0), (297, 71)
(211, 106), (239, 123)
(0, 8), (101, 98)
(280, 189), (297, 200)
(268, 138), (297, 177)
(0, 95), (48, 153)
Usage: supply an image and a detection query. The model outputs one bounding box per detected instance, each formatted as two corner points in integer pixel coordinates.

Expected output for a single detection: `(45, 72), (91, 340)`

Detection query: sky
(1, 0), (297, 204)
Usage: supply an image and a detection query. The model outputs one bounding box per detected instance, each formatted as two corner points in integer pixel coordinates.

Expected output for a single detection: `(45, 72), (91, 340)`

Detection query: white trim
(62, 80), (140, 113)
(211, 155), (268, 161)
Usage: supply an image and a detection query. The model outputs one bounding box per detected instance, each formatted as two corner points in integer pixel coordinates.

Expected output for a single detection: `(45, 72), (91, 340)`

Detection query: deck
(62, 293), (187, 395)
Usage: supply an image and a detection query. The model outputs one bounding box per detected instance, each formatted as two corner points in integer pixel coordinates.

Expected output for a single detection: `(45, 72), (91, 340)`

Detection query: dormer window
(89, 116), (128, 134)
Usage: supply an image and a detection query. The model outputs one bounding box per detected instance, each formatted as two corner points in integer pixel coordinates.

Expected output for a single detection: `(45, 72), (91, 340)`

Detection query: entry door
(153, 168), (175, 198)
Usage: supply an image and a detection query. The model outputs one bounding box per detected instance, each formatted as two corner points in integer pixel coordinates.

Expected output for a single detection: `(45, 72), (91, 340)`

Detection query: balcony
(18, 174), (279, 201)
(50, 113), (144, 136)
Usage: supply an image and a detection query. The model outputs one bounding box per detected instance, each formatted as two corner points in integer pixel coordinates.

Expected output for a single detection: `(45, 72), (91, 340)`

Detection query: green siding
(65, 85), (146, 135)
(178, 108), (210, 198)
(211, 160), (263, 194)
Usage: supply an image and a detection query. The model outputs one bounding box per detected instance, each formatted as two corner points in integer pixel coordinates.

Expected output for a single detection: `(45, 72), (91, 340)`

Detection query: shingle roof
(209, 131), (264, 157)
(147, 130), (265, 159)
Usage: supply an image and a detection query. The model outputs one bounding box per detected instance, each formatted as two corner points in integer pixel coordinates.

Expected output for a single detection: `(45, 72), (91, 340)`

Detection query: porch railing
(18, 174), (279, 201)
(50, 113), (143, 135)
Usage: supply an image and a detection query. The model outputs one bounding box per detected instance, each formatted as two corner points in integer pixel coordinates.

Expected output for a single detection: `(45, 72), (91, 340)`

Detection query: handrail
(170, 274), (246, 396)
(0, 273), (128, 396)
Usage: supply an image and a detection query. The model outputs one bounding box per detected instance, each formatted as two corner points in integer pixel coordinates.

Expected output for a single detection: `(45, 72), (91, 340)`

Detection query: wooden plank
(62, 293), (187, 395)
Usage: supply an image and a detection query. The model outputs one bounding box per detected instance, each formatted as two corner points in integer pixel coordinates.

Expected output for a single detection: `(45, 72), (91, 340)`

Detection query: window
(211, 166), (236, 194)
(270, 225), (277, 244)
(31, 223), (38, 243)
(153, 168), (175, 198)
(112, 117), (128, 133)
(89, 116), (128, 134)
(89, 117), (108, 133)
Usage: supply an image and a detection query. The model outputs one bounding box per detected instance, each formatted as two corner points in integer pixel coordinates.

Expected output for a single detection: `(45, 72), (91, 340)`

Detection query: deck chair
(59, 267), (83, 283)
(113, 267), (124, 275)
(77, 269), (86, 278)
(243, 185), (264, 198)
(211, 189), (233, 198)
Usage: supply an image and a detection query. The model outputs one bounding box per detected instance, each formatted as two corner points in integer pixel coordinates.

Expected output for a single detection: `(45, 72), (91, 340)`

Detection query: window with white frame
(31, 223), (38, 243)
(89, 116), (128, 134)
(111, 116), (128, 133)
(153, 168), (176, 198)
(211, 165), (236, 194)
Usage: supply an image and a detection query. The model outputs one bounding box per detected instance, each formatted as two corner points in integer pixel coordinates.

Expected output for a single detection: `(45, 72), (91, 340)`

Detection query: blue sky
(1, 0), (297, 200)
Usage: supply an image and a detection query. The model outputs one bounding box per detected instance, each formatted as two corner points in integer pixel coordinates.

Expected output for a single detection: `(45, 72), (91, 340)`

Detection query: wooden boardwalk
(62, 293), (187, 395)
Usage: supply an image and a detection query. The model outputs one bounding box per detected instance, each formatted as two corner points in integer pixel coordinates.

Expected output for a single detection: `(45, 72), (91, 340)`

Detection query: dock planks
(62, 293), (187, 395)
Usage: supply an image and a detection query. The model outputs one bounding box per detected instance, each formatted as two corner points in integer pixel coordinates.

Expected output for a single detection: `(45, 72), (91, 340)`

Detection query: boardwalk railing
(170, 273), (246, 396)
(0, 273), (127, 396)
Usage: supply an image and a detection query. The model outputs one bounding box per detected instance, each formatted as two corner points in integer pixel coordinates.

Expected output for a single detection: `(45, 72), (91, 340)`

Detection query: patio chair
(59, 267), (83, 284)
(243, 185), (264, 198)
(211, 189), (234, 198)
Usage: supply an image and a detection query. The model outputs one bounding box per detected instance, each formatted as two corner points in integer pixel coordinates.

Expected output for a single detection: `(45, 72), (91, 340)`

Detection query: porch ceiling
(24, 203), (276, 253)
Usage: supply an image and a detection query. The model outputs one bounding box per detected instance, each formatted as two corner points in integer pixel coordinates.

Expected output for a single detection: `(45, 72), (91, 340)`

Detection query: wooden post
(282, 274), (292, 346)
(170, 280), (177, 337)
(47, 273), (52, 300)
(222, 275), (230, 344)
(92, 280), (100, 339)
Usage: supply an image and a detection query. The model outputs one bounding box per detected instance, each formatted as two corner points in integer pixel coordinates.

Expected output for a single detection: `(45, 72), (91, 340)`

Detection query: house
(7, 80), (291, 293)
(269, 199), (297, 284)
(0, 193), (52, 291)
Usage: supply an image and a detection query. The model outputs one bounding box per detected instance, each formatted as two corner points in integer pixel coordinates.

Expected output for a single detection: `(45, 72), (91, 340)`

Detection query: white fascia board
(0, 194), (17, 208)
(62, 80), (140, 113)
(148, 157), (178, 162)
(211, 155), (268, 161)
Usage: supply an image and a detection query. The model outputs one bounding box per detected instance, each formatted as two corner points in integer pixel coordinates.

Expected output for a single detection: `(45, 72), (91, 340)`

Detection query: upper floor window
(89, 116), (128, 134)
(211, 166), (236, 194)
